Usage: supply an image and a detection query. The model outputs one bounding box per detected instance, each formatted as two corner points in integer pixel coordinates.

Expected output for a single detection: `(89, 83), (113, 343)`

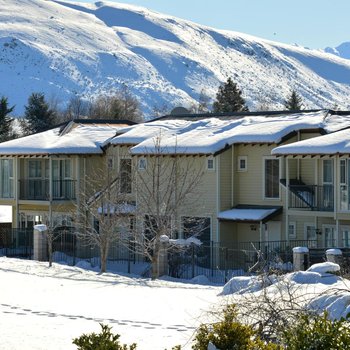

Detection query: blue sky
(72, 0), (349, 49)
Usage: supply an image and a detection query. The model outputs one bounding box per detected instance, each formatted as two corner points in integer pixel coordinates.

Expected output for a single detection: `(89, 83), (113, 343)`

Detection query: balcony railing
(288, 184), (334, 211)
(19, 179), (76, 200)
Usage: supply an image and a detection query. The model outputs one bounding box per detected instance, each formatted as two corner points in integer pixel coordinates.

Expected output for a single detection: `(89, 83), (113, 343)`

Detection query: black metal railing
(288, 184), (334, 211)
(19, 179), (76, 200)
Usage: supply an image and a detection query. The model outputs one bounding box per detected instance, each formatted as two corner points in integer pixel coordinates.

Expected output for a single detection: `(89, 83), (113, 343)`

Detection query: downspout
(285, 157), (290, 243)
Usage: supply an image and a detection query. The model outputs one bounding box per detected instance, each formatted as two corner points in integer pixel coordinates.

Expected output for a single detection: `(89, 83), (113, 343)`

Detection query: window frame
(138, 157), (147, 171)
(288, 221), (296, 239)
(263, 156), (280, 200)
(206, 157), (215, 171)
(119, 158), (132, 194)
(237, 156), (248, 172)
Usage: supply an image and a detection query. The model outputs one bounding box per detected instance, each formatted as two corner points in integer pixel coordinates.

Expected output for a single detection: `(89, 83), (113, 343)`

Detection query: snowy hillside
(1, 0), (350, 116)
(325, 42), (350, 60)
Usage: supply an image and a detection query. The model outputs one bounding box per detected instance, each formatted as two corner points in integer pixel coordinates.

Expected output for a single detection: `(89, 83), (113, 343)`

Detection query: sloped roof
(110, 110), (350, 155)
(0, 121), (131, 156)
(272, 127), (350, 156)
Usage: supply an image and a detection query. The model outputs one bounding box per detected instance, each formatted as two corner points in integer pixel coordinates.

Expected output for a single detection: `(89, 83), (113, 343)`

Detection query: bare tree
(89, 85), (143, 123)
(75, 165), (134, 273)
(131, 136), (205, 279)
(63, 95), (91, 121)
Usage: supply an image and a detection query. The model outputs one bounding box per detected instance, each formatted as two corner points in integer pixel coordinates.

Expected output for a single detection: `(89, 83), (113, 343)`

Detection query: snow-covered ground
(1, 257), (350, 349)
(0, 257), (220, 350)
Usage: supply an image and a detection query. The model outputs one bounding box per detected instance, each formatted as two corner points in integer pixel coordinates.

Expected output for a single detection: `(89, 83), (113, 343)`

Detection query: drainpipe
(286, 157), (290, 243)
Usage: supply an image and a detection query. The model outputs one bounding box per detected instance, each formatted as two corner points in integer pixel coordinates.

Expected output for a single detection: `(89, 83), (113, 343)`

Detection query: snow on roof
(272, 127), (350, 156)
(0, 122), (126, 156)
(217, 208), (278, 222)
(110, 111), (350, 155)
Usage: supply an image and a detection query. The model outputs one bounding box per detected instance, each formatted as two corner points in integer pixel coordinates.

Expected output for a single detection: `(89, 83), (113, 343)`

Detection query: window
(237, 156), (247, 172)
(324, 225), (336, 248)
(138, 158), (147, 170)
(264, 158), (280, 199)
(304, 224), (317, 248)
(29, 160), (42, 178)
(207, 158), (215, 170)
(340, 159), (347, 184)
(322, 159), (334, 210)
(342, 227), (350, 248)
(120, 158), (132, 194)
(107, 157), (113, 169)
(323, 159), (333, 184)
(288, 222), (296, 239)
(0, 159), (14, 198)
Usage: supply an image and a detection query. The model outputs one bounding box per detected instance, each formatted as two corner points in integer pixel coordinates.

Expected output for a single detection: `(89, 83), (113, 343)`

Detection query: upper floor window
(264, 158), (280, 199)
(237, 156), (247, 172)
(138, 158), (147, 171)
(207, 157), (215, 171)
(323, 159), (333, 184)
(0, 159), (14, 198)
(120, 158), (132, 194)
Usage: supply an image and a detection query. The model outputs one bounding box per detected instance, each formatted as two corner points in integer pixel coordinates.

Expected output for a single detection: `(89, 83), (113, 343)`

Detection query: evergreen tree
(0, 96), (15, 142)
(22, 92), (56, 135)
(284, 90), (304, 111)
(212, 78), (249, 113)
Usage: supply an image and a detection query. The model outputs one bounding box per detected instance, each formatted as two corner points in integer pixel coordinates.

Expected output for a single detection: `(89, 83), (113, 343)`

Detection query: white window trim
(262, 156), (281, 200)
(288, 221), (296, 239)
(237, 156), (248, 172)
(206, 157), (215, 171)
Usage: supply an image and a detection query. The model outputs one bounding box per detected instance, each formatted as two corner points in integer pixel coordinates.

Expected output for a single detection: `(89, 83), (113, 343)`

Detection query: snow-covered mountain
(325, 42), (350, 60)
(1, 0), (350, 117)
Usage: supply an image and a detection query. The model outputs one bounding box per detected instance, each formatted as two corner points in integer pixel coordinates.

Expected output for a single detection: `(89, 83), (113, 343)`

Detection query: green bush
(281, 311), (350, 350)
(192, 304), (280, 350)
(72, 323), (137, 350)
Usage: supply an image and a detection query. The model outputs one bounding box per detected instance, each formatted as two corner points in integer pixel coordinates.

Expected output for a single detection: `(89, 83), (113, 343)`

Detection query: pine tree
(0, 96), (15, 142)
(212, 78), (249, 113)
(284, 90), (304, 111)
(22, 92), (56, 135)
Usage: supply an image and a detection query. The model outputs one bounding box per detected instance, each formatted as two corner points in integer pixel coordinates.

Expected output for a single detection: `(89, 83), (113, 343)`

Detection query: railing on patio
(288, 184), (334, 211)
(19, 179), (76, 200)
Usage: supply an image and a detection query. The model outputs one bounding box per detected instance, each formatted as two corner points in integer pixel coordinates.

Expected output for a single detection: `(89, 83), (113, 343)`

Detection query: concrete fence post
(33, 224), (48, 261)
(326, 248), (343, 266)
(293, 247), (309, 271)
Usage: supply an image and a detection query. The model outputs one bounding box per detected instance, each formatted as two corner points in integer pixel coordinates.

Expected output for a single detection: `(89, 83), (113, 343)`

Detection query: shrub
(72, 323), (137, 350)
(192, 304), (280, 350)
(281, 311), (350, 350)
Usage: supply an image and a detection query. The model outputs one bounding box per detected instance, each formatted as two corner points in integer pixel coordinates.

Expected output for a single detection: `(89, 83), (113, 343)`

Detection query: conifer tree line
(0, 77), (329, 141)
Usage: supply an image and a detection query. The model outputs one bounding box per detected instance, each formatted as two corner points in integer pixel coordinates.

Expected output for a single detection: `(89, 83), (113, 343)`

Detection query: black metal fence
(0, 228), (343, 284)
(0, 227), (33, 258)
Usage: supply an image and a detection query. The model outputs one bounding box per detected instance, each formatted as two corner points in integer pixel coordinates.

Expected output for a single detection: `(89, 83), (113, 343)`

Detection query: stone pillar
(326, 248), (343, 266)
(158, 235), (170, 277)
(293, 247), (309, 271)
(33, 224), (48, 261)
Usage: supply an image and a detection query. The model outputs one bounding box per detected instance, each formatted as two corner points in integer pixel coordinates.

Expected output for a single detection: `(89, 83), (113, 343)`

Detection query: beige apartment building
(1, 110), (350, 252)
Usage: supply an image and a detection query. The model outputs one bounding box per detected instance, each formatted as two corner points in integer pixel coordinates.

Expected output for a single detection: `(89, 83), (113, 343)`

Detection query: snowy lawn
(0, 257), (221, 350)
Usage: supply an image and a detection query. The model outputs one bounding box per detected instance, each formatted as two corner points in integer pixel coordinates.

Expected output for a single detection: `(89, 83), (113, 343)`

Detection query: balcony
(288, 184), (334, 211)
(19, 179), (77, 201)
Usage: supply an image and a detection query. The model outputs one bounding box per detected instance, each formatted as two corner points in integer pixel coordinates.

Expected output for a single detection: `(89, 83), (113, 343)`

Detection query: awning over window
(217, 205), (282, 223)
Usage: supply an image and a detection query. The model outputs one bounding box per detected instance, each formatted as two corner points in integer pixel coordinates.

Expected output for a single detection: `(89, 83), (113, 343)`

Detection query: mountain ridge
(1, 0), (350, 116)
